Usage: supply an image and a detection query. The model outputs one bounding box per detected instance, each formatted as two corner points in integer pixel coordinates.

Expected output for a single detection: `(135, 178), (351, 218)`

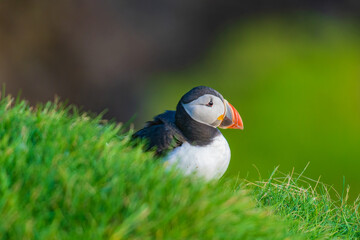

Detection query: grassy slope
(0, 96), (358, 239)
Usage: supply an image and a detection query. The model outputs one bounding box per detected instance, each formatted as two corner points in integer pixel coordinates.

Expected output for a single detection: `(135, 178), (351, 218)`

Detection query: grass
(246, 166), (360, 239)
(0, 95), (358, 239)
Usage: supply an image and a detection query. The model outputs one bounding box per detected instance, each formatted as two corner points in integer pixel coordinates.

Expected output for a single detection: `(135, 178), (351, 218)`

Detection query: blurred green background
(142, 16), (360, 200)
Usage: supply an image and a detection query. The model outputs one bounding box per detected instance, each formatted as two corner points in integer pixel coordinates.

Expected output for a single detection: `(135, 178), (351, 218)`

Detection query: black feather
(132, 111), (187, 156)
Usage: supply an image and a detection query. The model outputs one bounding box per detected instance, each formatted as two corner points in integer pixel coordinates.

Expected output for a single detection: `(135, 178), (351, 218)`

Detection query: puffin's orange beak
(219, 100), (244, 130)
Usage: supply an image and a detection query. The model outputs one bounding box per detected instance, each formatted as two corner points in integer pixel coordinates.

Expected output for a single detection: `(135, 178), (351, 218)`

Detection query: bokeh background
(1, 1), (359, 200)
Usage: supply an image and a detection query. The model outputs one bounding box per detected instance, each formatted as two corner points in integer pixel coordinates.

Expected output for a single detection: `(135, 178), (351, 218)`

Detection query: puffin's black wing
(132, 111), (186, 156)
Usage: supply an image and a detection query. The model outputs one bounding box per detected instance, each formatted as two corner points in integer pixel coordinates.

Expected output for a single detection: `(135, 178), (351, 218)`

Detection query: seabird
(133, 86), (243, 180)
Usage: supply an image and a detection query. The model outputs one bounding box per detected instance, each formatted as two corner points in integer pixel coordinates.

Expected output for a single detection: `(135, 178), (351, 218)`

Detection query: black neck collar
(175, 103), (220, 146)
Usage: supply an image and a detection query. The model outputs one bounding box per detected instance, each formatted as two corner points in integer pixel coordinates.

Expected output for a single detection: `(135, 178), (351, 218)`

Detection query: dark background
(1, 1), (360, 199)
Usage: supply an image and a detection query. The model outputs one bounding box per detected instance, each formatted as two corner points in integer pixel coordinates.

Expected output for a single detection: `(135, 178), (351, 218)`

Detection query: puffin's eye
(206, 100), (213, 107)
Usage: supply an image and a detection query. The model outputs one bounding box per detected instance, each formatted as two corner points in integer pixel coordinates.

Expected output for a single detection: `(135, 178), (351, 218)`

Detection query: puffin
(133, 86), (243, 180)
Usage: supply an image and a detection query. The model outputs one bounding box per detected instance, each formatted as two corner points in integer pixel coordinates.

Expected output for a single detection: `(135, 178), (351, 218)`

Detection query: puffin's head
(177, 86), (243, 130)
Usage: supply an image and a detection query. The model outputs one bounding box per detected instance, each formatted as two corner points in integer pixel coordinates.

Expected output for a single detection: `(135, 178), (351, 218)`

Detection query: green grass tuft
(0, 96), (358, 239)
(246, 166), (360, 239)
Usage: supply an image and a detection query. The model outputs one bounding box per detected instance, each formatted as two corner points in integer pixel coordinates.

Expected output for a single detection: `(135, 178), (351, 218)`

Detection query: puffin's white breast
(164, 134), (231, 180)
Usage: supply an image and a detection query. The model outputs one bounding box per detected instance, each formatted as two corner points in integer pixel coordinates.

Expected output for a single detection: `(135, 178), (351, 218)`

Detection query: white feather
(164, 134), (231, 180)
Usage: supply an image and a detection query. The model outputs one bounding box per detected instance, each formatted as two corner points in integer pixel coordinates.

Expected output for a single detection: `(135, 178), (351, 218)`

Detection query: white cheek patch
(182, 95), (225, 127)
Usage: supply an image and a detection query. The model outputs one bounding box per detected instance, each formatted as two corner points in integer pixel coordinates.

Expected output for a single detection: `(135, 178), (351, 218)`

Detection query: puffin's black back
(132, 111), (186, 156)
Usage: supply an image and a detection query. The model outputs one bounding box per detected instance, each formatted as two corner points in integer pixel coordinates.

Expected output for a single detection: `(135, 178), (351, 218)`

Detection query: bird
(133, 86), (243, 180)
